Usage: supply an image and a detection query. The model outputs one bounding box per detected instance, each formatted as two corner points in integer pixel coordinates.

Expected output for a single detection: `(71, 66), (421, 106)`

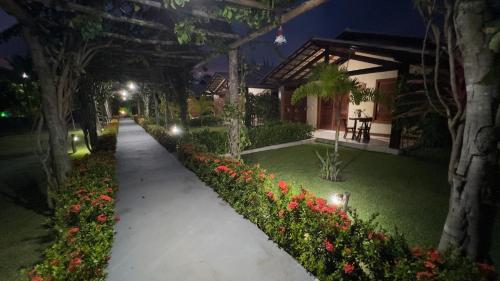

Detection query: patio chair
(356, 118), (372, 143)
(342, 118), (355, 139)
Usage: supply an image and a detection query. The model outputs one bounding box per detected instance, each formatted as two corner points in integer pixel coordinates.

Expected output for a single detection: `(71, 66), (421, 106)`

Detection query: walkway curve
(107, 119), (315, 281)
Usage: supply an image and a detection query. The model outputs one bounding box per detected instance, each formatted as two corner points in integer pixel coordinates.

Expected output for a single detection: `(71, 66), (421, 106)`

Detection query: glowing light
(0, 111), (9, 118)
(22, 72), (29, 79)
(72, 135), (79, 142)
(127, 82), (137, 91)
(274, 25), (287, 45)
(170, 125), (182, 135)
(330, 193), (344, 206)
(119, 110), (126, 115)
(122, 96), (127, 101)
(120, 89), (128, 96)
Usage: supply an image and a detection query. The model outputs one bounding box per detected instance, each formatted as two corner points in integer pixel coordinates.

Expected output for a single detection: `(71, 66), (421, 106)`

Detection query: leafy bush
(29, 121), (119, 281)
(247, 122), (313, 149)
(186, 129), (228, 154)
(188, 116), (222, 127)
(179, 144), (496, 281)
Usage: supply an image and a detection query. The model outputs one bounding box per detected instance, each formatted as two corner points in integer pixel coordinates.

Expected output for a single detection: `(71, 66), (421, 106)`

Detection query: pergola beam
(229, 0), (328, 49)
(216, 0), (270, 10)
(68, 2), (239, 39)
(103, 32), (179, 46)
(128, 0), (226, 21)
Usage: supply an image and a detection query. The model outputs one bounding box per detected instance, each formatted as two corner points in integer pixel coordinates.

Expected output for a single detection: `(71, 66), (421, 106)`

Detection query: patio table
(348, 117), (373, 142)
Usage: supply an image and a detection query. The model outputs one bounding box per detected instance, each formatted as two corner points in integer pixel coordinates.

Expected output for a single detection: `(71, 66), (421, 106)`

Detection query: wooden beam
(33, 0), (239, 39)
(128, 0), (226, 21)
(215, 0), (270, 10)
(348, 54), (401, 68)
(348, 66), (398, 76)
(102, 32), (179, 46)
(229, 0), (327, 49)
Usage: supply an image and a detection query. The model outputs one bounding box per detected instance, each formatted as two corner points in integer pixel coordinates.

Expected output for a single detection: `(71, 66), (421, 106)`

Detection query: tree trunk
(438, 0), (499, 260)
(104, 98), (112, 120)
(23, 28), (71, 197)
(143, 94), (150, 118)
(154, 93), (160, 125)
(228, 49), (240, 158)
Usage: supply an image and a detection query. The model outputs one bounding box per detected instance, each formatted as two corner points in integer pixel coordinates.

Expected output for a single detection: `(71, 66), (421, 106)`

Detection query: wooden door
(374, 78), (396, 123)
(317, 95), (349, 130)
(318, 97), (334, 129)
(281, 88), (307, 123)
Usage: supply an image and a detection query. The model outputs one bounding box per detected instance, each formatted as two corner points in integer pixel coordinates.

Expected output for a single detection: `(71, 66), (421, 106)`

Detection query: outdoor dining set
(343, 117), (373, 143)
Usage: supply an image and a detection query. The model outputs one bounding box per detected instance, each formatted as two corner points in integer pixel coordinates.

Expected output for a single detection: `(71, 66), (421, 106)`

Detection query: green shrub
(247, 122), (313, 149)
(29, 121), (119, 281)
(188, 116), (223, 127)
(178, 144), (496, 281)
(186, 129), (228, 154)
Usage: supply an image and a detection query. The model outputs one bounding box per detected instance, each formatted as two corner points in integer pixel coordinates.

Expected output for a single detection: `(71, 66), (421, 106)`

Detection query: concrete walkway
(107, 119), (315, 281)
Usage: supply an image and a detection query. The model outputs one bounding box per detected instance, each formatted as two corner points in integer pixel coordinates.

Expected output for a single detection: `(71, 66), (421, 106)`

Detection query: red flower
(266, 191), (275, 200)
(343, 262), (355, 274)
(478, 263), (495, 273)
(100, 195), (113, 202)
(416, 271), (434, 280)
(316, 198), (327, 207)
(269, 173), (275, 180)
(306, 200), (314, 207)
(107, 188), (114, 193)
(259, 172), (265, 179)
(287, 200), (299, 210)
(278, 181), (288, 194)
(31, 275), (43, 281)
(68, 257), (82, 272)
(68, 227), (80, 235)
(424, 261), (436, 270)
(323, 239), (334, 252)
(96, 214), (107, 223)
(427, 249), (441, 263)
(215, 165), (229, 173)
(70, 204), (81, 213)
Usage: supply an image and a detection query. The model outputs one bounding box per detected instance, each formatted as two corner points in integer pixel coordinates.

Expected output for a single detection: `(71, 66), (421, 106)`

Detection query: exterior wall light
(330, 192), (351, 210)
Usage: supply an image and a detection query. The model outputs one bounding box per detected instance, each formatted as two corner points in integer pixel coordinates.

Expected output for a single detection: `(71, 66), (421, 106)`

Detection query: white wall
(248, 87), (270, 96)
(341, 57), (398, 135)
(306, 96), (318, 128)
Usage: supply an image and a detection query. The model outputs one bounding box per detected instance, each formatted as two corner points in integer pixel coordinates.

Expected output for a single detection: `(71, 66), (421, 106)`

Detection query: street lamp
(127, 82), (137, 91)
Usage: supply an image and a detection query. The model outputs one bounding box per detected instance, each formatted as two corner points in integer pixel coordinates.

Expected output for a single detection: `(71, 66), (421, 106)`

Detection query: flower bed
(29, 120), (119, 281)
(179, 143), (495, 281)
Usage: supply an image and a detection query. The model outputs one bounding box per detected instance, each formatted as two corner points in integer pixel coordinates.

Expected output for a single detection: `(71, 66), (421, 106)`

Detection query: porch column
(279, 85), (285, 121)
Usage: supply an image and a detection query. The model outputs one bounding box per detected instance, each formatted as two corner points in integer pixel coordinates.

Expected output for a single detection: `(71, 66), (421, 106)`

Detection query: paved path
(107, 119), (315, 281)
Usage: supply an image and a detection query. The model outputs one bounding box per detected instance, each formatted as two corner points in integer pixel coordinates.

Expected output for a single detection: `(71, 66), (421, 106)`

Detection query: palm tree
(291, 64), (375, 181)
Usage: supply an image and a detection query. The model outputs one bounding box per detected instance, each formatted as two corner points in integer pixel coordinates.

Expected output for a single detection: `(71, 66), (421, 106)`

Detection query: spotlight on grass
(170, 124), (182, 135)
(330, 192), (350, 210)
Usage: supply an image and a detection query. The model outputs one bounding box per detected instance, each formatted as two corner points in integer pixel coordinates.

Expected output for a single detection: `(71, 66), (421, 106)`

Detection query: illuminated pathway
(107, 119), (315, 281)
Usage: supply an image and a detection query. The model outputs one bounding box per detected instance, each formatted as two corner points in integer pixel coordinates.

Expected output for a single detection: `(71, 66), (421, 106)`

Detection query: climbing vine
(174, 20), (207, 45)
(69, 14), (103, 41)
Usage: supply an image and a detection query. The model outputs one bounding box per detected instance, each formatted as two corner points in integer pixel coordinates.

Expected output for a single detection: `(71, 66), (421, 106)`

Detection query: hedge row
(29, 120), (119, 281)
(179, 144), (496, 281)
(135, 116), (313, 154)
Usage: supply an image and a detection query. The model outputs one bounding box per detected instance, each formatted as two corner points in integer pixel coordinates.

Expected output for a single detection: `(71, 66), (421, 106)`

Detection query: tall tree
(415, 0), (499, 260)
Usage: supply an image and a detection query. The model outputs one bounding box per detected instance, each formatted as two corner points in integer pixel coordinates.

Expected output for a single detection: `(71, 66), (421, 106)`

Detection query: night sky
(0, 0), (424, 73)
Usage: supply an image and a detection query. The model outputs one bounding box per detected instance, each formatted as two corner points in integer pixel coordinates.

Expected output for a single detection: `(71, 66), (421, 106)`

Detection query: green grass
(244, 143), (500, 264)
(0, 128), (89, 280)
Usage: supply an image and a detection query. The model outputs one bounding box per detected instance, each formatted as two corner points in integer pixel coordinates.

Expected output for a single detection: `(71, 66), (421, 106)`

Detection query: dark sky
(0, 0), (424, 73)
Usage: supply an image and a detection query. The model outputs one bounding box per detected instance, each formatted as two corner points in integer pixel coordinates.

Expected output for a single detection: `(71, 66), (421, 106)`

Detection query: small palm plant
(292, 64), (376, 181)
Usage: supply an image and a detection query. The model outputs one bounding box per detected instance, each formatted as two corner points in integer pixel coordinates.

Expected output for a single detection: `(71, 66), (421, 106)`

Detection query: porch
(313, 129), (400, 155)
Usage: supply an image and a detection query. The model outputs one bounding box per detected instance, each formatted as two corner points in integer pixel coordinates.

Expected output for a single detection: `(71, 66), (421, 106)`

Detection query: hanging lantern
(274, 25), (287, 45)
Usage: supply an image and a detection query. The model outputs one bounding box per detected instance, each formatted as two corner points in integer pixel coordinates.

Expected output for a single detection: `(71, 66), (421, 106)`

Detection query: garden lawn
(0, 133), (51, 281)
(244, 143), (500, 265)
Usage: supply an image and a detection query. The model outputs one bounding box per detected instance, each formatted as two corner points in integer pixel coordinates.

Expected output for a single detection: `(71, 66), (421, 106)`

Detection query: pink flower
(424, 261), (436, 270)
(343, 262), (355, 274)
(287, 200), (299, 210)
(70, 204), (81, 213)
(68, 257), (81, 272)
(416, 271), (434, 280)
(100, 195), (112, 202)
(323, 239), (334, 252)
(266, 191), (275, 200)
(68, 227), (80, 235)
(96, 214), (107, 223)
(427, 249), (441, 263)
